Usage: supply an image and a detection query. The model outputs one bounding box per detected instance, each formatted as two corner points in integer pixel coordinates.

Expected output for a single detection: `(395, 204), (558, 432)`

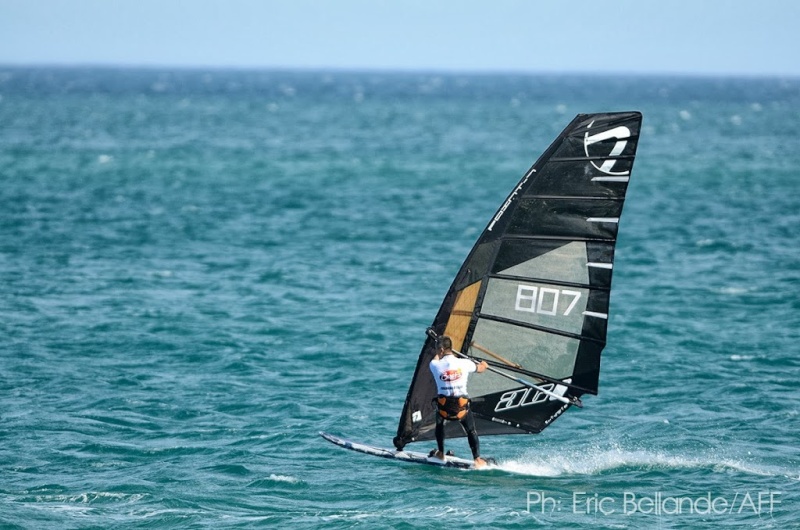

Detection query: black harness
(436, 395), (470, 420)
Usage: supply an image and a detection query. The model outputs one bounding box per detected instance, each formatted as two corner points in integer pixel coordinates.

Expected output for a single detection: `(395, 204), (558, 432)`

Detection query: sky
(1, 0), (798, 77)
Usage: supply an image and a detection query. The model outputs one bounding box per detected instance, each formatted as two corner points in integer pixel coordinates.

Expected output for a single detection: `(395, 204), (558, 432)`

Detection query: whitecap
(268, 474), (301, 484)
(33, 491), (147, 504)
(321, 510), (382, 522)
(718, 286), (749, 295)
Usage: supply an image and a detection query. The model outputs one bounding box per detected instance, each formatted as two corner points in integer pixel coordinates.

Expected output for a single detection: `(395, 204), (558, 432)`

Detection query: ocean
(0, 68), (798, 529)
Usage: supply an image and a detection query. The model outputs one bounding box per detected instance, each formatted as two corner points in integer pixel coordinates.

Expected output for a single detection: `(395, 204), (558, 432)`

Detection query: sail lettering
(487, 171), (533, 231)
(515, 285), (581, 316)
(494, 383), (567, 413)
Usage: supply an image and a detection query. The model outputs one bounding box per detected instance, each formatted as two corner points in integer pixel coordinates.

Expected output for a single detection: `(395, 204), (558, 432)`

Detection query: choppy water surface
(0, 68), (798, 528)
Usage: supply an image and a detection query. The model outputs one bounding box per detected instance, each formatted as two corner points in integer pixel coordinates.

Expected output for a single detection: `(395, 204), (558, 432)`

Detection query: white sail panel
(496, 240), (590, 285)
(466, 320), (580, 397)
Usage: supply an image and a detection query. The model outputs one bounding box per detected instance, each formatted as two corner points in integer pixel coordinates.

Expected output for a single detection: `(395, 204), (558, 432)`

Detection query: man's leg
(434, 414), (446, 459)
(460, 410), (482, 460)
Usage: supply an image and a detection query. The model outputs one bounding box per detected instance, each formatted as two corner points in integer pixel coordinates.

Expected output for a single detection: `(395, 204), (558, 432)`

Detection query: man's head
(438, 335), (453, 353)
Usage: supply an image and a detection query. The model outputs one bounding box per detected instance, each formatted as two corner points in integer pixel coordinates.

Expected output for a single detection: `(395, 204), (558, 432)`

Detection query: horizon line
(1, 62), (799, 81)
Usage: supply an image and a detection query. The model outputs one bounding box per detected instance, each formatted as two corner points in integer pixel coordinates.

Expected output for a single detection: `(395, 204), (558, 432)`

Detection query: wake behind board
(320, 432), (491, 470)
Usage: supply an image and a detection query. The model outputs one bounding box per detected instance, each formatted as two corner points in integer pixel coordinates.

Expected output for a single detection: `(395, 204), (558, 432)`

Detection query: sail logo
(494, 381), (571, 413)
(439, 369), (463, 382)
(515, 285), (581, 317)
(584, 121), (632, 176)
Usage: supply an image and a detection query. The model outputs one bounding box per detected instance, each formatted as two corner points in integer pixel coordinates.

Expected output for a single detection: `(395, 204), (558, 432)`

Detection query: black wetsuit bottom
(435, 408), (480, 459)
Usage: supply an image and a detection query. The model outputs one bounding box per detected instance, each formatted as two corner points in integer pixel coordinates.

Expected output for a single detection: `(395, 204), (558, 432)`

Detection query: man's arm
(476, 360), (488, 373)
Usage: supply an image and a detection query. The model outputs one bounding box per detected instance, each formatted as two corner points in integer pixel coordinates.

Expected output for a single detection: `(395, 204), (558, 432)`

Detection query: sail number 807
(514, 285), (581, 317)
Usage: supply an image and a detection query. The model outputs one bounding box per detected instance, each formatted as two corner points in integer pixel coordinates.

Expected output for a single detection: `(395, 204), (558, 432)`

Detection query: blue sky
(1, 0), (798, 76)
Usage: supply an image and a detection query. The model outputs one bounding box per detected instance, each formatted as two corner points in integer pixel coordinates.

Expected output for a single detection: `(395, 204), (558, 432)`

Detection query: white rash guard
(429, 355), (477, 396)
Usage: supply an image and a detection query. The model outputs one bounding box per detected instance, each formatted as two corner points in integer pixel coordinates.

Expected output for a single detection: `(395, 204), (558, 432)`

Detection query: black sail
(394, 112), (642, 449)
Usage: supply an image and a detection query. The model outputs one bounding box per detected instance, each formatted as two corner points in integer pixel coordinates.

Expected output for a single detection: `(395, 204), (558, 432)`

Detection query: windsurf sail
(393, 112), (642, 450)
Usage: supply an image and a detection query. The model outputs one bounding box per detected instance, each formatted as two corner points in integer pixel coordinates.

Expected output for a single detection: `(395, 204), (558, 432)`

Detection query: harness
(436, 395), (470, 420)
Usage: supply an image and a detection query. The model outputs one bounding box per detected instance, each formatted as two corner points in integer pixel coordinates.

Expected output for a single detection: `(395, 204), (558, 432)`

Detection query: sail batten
(489, 273), (611, 292)
(393, 112), (642, 450)
(523, 195), (626, 201)
(500, 234), (618, 243)
(550, 155), (636, 163)
(592, 176), (630, 183)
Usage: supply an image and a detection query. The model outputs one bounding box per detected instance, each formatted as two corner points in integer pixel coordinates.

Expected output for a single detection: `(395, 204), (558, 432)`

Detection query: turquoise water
(1, 68), (798, 528)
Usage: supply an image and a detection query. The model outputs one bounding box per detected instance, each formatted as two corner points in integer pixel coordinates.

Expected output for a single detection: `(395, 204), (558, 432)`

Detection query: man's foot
(428, 449), (446, 461)
(473, 457), (488, 469)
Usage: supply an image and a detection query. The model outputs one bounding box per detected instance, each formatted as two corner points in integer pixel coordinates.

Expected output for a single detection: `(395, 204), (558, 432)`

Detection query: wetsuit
(429, 354), (481, 459)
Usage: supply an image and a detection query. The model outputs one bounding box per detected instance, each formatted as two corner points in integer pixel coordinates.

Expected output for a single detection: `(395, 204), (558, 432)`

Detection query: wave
(23, 491), (148, 504)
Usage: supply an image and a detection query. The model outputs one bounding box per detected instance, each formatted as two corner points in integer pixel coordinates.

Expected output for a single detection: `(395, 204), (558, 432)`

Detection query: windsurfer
(429, 336), (488, 468)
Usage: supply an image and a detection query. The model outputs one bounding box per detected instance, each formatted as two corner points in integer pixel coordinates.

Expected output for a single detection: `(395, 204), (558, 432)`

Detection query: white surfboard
(320, 432), (492, 470)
